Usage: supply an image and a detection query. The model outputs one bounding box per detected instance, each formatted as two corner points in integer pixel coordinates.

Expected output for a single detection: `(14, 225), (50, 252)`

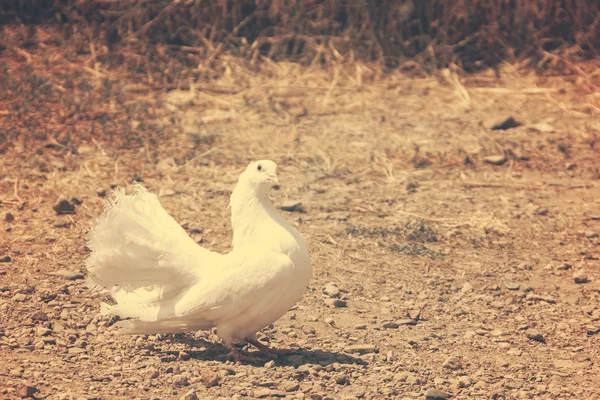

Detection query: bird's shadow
(141, 334), (366, 367)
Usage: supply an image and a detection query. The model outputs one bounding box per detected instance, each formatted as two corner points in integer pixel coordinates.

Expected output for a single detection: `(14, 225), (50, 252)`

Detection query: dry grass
(1, 0), (598, 85)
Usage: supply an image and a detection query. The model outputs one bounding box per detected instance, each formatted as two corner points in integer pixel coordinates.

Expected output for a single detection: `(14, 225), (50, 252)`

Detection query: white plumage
(86, 160), (312, 360)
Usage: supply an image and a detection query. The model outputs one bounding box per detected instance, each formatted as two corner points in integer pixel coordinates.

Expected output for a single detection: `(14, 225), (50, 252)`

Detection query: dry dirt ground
(1, 49), (600, 400)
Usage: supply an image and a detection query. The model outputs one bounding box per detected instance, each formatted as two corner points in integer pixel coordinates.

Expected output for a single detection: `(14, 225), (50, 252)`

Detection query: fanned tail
(86, 186), (217, 322)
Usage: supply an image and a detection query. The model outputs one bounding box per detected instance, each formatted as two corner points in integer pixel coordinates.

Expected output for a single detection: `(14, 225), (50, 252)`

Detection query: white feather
(86, 160), (312, 345)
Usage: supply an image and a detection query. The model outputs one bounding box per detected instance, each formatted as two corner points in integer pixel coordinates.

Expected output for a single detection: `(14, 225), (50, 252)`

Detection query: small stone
(586, 325), (600, 335)
(458, 376), (471, 388)
(460, 282), (474, 294)
(507, 348), (522, 356)
(148, 368), (159, 379)
(397, 318), (417, 326)
(573, 270), (589, 284)
(584, 231), (599, 238)
(526, 329), (545, 343)
(491, 116), (521, 130)
(16, 385), (38, 398)
(5, 212), (15, 221)
(173, 375), (189, 387)
(529, 122), (554, 133)
(68, 347), (86, 355)
(484, 155), (508, 166)
(408, 309), (421, 320)
(13, 293), (27, 302)
(333, 372), (349, 385)
(323, 283), (340, 298)
(324, 298), (346, 308)
(442, 356), (462, 370)
(505, 379), (523, 389)
(425, 388), (452, 399)
(53, 199), (76, 214)
(354, 324), (367, 330)
(382, 321), (399, 329)
(0, 255), (11, 263)
(504, 282), (520, 290)
(36, 327), (51, 337)
(179, 390), (199, 400)
(50, 269), (85, 280)
(264, 360), (276, 368)
(380, 296), (391, 302)
(283, 382), (300, 392)
(281, 201), (304, 213)
(344, 344), (376, 354)
(96, 188), (107, 197)
(202, 370), (220, 388)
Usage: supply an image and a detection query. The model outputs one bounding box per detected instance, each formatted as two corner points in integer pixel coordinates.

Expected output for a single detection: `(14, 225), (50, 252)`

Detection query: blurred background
(1, 1), (600, 399)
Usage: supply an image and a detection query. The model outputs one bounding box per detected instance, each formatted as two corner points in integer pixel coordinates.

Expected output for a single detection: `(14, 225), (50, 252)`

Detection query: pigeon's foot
(246, 338), (296, 358)
(219, 345), (253, 363)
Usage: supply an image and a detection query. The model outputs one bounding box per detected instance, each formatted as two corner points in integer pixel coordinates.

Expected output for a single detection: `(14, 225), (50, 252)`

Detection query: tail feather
(86, 186), (218, 322)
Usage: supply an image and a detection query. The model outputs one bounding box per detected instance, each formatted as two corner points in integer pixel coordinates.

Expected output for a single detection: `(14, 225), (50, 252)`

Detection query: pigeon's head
(241, 160), (278, 186)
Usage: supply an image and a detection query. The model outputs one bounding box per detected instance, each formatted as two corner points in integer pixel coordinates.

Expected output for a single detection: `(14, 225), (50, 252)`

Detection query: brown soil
(1, 42), (600, 400)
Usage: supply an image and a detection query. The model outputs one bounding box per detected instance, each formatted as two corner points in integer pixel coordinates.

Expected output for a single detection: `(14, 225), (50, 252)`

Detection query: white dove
(86, 160), (312, 361)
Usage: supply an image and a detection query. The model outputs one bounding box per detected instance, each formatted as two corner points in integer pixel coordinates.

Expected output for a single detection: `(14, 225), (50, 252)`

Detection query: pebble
(344, 344), (376, 355)
(53, 199), (76, 214)
(68, 347), (86, 355)
(179, 390), (198, 400)
(505, 379), (523, 389)
(16, 385), (38, 398)
(442, 356), (462, 370)
(13, 293), (27, 302)
(504, 282), (520, 290)
(5, 212), (15, 221)
(526, 329), (545, 343)
(491, 116), (521, 130)
(31, 311), (48, 321)
(264, 360), (276, 368)
(323, 283), (340, 298)
(202, 370), (220, 387)
(507, 348), (522, 356)
(573, 270), (589, 284)
(584, 231), (598, 239)
(354, 324), (367, 330)
(36, 327), (51, 337)
(408, 309), (421, 320)
(0, 255), (11, 263)
(484, 155), (508, 165)
(173, 375), (189, 387)
(324, 298), (347, 308)
(425, 388), (452, 399)
(460, 282), (474, 293)
(529, 122), (554, 133)
(283, 382), (300, 392)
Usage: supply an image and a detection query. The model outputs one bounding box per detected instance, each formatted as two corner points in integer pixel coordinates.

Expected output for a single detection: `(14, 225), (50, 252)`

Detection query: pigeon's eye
(257, 164), (262, 171)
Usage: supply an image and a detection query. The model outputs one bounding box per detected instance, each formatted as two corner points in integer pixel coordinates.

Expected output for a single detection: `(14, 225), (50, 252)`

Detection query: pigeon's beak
(266, 174), (278, 184)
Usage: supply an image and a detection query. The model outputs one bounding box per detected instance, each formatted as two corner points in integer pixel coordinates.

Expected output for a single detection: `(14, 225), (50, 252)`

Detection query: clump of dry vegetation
(1, 0), (598, 83)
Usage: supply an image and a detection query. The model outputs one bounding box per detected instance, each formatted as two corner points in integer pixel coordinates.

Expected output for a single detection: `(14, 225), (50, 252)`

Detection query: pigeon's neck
(230, 180), (276, 248)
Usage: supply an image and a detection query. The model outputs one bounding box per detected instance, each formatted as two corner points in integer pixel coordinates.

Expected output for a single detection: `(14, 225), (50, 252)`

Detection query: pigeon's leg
(246, 337), (295, 358)
(219, 343), (253, 363)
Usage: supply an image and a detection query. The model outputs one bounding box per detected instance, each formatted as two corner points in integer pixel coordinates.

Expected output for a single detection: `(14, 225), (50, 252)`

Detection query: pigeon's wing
(113, 250), (296, 335)
(174, 249), (296, 321)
